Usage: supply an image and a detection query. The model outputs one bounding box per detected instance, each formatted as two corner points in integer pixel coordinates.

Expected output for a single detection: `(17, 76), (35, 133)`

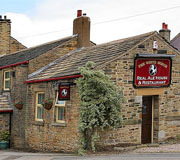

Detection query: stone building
(1, 11), (180, 152)
(0, 10), (93, 149)
(24, 23), (180, 152)
(0, 15), (26, 142)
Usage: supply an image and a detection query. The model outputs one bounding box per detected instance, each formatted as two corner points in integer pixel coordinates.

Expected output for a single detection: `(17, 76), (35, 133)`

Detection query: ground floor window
(55, 93), (66, 123)
(35, 92), (45, 121)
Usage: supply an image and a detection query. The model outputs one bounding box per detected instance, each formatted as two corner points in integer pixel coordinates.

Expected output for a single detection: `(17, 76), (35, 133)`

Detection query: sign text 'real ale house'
(133, 58), (172, 88)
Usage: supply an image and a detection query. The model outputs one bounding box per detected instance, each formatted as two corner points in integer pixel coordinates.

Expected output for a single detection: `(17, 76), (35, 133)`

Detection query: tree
(76, 61), (123, 152)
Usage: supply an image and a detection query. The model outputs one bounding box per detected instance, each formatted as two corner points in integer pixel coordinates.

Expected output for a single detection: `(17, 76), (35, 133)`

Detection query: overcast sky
(0, 0), (180, 47)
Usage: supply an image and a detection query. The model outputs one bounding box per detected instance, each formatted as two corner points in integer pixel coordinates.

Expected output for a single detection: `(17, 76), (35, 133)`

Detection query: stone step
(114, 143), (159, 152)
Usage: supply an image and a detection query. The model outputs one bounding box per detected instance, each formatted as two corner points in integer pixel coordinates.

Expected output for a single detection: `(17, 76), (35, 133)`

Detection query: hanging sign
(58, 85), (70, 100)
(133, 58), (172, 88)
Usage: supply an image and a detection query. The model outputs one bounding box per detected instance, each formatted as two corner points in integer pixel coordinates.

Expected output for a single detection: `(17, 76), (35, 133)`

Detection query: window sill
(32, 121), (44, 126)
(3, 90), (10, 92)
(51, 122), (66, 127)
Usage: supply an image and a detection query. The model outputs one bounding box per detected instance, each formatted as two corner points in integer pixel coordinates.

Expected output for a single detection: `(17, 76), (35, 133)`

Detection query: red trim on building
(24, 74), (83, 84)
(0, 110), (13, 113)
(0, 61), (29, 70)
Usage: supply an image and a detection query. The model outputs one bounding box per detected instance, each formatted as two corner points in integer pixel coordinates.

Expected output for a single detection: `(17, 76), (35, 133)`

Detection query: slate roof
(0, 36), (74, 67)
(0, 95), (13, 112)
(171, 33), (180, 51)
(27, 31), (157, 82)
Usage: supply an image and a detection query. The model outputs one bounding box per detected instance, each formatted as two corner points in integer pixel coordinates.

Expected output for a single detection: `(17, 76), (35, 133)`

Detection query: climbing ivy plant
(76, 61), (123, 152)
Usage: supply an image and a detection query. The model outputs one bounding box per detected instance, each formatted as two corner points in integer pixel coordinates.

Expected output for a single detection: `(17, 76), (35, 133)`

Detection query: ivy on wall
(76, 61), (123, 152)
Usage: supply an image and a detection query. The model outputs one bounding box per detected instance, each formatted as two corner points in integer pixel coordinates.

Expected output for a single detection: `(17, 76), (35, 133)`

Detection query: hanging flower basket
(42, 99), (53, 110)
(14, 103), (23, 110)
(14, 100), (23, 110)
(44, 102), (53, 110)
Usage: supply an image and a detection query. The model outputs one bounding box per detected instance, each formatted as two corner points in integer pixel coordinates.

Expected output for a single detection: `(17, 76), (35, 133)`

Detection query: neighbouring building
(0, 15), (26, 144)
(1, 11), (180, 153)
(171, 33), (180, 51)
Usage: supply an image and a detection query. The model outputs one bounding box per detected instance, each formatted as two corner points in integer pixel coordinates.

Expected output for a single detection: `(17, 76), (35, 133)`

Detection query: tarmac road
(1, 151), (180, 160)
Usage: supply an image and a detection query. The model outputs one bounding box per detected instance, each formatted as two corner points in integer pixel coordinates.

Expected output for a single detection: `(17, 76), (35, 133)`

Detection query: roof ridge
(87, 31), (156, 50)
(0, 35), (75, 59)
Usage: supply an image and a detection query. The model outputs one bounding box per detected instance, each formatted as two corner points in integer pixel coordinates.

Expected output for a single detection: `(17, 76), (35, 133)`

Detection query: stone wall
(10, 37), (26, 53)
(0, 18), (26, 56)
(0, 113), (10, 133)
(24, 80), (80, 152)
(28, 37), (78, 74)
(10, 65), (28, 148)
(97, 35), (180, 146)
(0, 19), (11, 55)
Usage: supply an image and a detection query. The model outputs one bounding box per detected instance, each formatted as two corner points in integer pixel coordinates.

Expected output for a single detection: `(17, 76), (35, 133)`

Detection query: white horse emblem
(61, 89), (68, 97)
(149, 64), (157, 76)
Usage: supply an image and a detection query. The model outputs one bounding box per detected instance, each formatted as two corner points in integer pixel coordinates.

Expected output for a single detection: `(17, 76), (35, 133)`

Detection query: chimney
(0, 15), (11, 55)
(159, 22), (171, 42)
(73, 10), (90, 48)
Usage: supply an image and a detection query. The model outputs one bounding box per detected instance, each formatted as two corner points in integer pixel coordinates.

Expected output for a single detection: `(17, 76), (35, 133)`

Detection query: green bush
(0, 131), (10, 142)
(76, 61), (123, 152)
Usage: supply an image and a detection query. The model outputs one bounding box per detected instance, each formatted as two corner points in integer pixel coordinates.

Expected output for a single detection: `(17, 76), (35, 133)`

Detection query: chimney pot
(77, 10), (82, 17)
(162, 22), (166, 29)
(83, 13), (87, 16)
(159, 22), (170, 42)
(165, 24), (168, 30)
(0, 15), (2, 19)
(4, 15), (7, 19)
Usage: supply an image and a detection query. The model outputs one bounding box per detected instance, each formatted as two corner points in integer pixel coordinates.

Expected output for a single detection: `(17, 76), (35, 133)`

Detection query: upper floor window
(35, 92), (45, 121)
(4, 71), (10, 91)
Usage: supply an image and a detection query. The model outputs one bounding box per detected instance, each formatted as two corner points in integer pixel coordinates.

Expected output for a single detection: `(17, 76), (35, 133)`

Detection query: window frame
(55, 92), (66, 123)
(4, 70), (10, 91)
(35, 92), (45, 122)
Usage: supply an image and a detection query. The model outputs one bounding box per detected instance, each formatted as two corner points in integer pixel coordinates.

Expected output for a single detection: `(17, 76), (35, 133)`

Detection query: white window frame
(35, 92), (45, 122)
(55, 92), (66, 123)
(4, 70), (10, 91)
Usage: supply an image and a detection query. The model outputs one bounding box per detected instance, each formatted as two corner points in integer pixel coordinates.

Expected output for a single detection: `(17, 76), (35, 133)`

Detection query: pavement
(1, 144), (180, 160)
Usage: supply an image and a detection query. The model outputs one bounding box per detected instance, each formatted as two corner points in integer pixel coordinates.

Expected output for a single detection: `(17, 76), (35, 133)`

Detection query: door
(141, 96), (152, 144)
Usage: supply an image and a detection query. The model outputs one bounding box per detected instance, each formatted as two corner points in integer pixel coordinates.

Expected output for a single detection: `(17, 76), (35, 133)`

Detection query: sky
(0, 0), (180, 47)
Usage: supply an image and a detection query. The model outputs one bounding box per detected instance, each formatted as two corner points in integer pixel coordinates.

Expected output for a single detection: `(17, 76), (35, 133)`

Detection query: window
(4, 71), (10, 90)
(35, 92), (45, 121)
(55, 92), (66, 123)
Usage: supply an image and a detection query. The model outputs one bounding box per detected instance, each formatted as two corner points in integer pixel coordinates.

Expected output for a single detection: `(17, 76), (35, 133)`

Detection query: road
(1, 151), (180, 160)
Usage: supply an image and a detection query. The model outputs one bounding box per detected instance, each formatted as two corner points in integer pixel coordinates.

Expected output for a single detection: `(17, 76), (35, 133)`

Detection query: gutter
(0, 61), (29, 70)
(0, 110), (13, 113)
(24, 74), (83, 84)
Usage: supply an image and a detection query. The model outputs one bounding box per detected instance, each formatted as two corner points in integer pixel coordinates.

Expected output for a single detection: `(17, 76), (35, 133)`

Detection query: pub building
(1, 11), (180, 152)
(23, 20), (180, 152)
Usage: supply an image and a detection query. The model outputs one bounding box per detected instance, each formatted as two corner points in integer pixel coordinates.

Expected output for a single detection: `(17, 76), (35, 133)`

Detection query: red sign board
(134, 58), (172, 88)
(59, 85), (70, 100)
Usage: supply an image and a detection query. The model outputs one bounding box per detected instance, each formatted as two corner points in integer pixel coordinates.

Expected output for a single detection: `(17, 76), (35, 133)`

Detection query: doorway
(141, 96), (152, 144)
